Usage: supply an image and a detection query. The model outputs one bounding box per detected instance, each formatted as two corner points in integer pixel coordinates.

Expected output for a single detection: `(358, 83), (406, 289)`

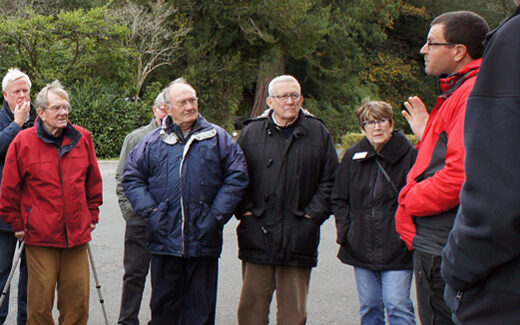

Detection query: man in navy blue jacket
(0, 68), (36, 325)
(441, 1), (520, 324)
(122, 79), (248, 325)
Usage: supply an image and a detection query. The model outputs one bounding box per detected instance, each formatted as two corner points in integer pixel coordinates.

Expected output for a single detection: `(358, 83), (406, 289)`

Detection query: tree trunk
(250, 47), (285, 118)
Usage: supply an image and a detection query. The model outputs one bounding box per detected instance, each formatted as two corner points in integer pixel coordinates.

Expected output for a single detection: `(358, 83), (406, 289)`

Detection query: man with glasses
(122, 78), (248, 324)
(235, 75), (338, 325)
(395, 11), (488, 325)
(116, 90), (168, 325)
(0, 68), (35, 325)
(442, 1), (520, 323)
(0, 80), (103, 324)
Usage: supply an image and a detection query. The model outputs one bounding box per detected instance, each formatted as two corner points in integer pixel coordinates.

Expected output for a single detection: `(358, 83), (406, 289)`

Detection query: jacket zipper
(178, 138), (196, 257)
(58, 147), (69, 247)
(371, 160), (380, 263)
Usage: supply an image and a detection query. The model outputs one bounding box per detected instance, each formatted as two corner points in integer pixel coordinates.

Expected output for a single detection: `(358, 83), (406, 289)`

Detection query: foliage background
(0, 0), (515, 157)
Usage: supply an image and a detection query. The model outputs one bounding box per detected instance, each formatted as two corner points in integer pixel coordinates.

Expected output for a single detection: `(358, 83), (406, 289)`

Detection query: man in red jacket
(395, 11), (488, 325)
(0, 80), (103, 325)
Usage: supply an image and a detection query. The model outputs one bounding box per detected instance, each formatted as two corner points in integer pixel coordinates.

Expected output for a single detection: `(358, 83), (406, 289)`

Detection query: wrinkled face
(167, 84), (198, 131)
(38, 91), (70, 136)
(420, 24), (458, 76)
(361, 116), (394, 152)
(266, 80), (303, 126)
(153, 103), (168, 126)
(3, 77), (31, 110)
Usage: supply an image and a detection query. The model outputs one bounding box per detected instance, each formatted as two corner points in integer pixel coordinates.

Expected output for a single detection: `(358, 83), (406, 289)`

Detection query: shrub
(68, 81), (150, 158)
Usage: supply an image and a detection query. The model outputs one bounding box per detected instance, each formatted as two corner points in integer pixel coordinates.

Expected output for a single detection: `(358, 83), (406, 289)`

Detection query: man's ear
(454, 44), (469, 62)
(266, 96), (272, 108)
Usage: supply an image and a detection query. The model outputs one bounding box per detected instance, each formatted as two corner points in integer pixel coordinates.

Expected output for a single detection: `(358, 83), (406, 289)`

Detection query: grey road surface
(5, 160), (417, 324)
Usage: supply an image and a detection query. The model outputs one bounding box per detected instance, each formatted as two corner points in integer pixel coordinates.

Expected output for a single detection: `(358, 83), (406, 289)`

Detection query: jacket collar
(3, 100), (37, 127)
(437, 58), (482, 97)
(160, 114), (212, 145)
(36, 118), (82, 157)
(357, 130), (413, 165)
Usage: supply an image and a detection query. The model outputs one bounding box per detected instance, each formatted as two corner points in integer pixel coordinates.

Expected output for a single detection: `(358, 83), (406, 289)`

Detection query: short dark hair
(432, 11), (489, 59)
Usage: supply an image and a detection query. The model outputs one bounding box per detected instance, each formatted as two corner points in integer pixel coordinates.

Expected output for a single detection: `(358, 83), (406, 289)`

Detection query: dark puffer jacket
(123, 115), (248, 258)
(236, 109), (339, 268)
(332, 130), (416, 270)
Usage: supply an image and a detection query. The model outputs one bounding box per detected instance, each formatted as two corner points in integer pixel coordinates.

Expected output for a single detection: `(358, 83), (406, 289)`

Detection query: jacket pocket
(237, 208), (268, 252)
(147, 201), (169, 244)
(286, 210), (319, 258)
(25, 206), (32, 239)
(196, 201), (223, 248)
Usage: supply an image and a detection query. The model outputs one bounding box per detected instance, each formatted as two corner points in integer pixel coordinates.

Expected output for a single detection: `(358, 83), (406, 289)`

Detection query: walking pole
(0, 240), (24, 308)
(87, 243), (109, 325)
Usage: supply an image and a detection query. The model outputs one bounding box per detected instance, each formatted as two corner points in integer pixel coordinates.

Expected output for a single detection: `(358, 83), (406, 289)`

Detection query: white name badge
(352, 151), (368, 160)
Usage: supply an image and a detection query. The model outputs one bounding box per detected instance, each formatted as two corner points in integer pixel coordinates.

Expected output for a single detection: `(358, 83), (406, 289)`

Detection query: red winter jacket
(395, 59), (481, 253)
(0, 120), (103, 248)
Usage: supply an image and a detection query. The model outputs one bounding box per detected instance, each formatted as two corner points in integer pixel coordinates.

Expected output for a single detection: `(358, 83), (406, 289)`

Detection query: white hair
(163, 77), (195, 103)
(35, 80), (69, 110)
(268, 75), (300, 96)
(154, 90), (166, 108)
(2, 68), (32, 93)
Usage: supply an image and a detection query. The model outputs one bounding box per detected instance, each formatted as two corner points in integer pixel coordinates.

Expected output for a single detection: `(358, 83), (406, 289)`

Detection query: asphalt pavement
(5, 160), (417, 324)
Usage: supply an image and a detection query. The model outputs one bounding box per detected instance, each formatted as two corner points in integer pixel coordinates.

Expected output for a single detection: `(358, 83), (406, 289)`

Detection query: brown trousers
(25, 244), (90, 325)
(237, 261), (312, 325)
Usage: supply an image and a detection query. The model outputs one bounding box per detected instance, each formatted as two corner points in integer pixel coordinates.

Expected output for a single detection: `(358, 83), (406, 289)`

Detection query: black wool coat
(236, 110), (339, 268)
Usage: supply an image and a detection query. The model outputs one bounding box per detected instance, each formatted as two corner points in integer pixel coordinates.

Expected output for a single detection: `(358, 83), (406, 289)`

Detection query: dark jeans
(413, 250), (453, 325)
(118, 216), (151, 325)
(150, 255), (218, 325)
(0, 231), (27, 325)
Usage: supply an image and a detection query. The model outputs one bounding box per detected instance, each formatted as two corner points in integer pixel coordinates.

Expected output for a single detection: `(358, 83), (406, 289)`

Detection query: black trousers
(118, 216), (151, 325)
(413, 250), (454, 325)
(150, 255), (218, 325)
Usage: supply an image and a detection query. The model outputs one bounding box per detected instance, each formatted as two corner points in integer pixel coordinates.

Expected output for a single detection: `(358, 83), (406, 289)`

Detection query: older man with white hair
(0, 67), (36, 325)
(235, 75), (338, 325)
(0, 80), (103, 325)
(123, 78), (248, 325)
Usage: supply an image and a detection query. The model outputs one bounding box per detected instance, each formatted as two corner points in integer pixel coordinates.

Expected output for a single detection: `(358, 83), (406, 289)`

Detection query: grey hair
(268, 75), (301, 96)
(35, 80), (69, 110)
(154, 90), (166, 108)
(2, 68), (32, 93)
(163, 77), (195, 103)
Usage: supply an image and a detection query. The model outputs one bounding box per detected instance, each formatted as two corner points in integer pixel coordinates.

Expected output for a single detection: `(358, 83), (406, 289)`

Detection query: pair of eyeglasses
(271, 94), (301, 102)
(167, 97), (198, 109)
(363, 118), (390, 130)
(47, 105), (71, 113)
(424, 41), (456, 51)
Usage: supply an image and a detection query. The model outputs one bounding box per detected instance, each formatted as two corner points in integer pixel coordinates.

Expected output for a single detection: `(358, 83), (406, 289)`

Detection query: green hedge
(68, 81), (150, 158)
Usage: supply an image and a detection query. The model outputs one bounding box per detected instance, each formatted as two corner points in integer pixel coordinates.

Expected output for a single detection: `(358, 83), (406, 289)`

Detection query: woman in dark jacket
(331, 100), (417, 325)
